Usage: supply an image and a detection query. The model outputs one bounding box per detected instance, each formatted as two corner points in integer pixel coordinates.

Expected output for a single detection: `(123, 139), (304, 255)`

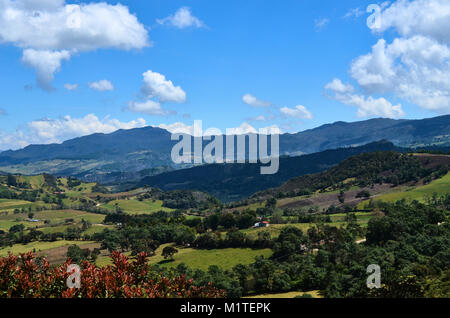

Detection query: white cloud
(0, 0), (149, 90)
(0, 0), (149, 51)
(0, 114), (147, 150)
(247, 115), (267, 122)
(141, 70), (186, 103)
(128, 100), (173, 116)
(350, 36), (450, 112)
(64, 83), (78, 91)
(328, 0), (450, 115)
(242, 94), (271, 107)
(343, 8), (364, 19)
(280, 105), (313, 119)
(157, 122), (193, 135)
(325, 78), (355, 94)
(21, 49), (70, 90)
(325, 79), (405, 119)
(157, 7), (205, 29)
(314, 18), (329, 31)
(374, 0), (450, 43)
(88, 80), (114, 92)
(156, 122), (281, 136)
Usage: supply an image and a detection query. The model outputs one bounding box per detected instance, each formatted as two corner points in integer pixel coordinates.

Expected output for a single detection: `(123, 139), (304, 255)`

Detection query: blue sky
(0, 0), (448, 150)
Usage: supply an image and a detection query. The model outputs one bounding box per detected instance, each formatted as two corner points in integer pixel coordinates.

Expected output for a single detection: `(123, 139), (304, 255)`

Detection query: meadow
(359, 172), (450, 208)
(96, 243), (273, 271)
(0, 240), (95, 257)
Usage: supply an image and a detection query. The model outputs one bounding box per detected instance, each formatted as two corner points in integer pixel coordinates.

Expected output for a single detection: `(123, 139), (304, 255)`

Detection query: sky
(0, 0), (449, 150)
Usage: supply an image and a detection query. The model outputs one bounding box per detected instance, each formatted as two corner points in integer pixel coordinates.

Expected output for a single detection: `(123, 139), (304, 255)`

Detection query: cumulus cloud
(325, 79), (405, 119)
(64, 83), (78, 91)
(156, 122), (281, 136)
(328, 0), (450, 115)
(0, 114), (147, 150)
(157, 122), (194, 135)
(157, 7), (205, 29)
(88, 80), (114, 92)
(128, 100), (174, 116)
(280, 105), (313, 119)
(141, 70), (186, 103)
(127, 70), (185, 116)
(325, 78), (355, 94)
(350, 36), (450, 112)
(0, 0), (149, 90)
(242, 94), (271, 107)
(374, 0), (450, 43)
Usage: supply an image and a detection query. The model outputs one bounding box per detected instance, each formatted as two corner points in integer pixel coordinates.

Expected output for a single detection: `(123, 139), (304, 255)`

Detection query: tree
(7, 175), (17, 187)
(266, 198), (277, 209)
(338, 191), (345, 204)
(162, 246), (178, 260)
(67, 245), (89, 264)
(28, 212), (34, 220)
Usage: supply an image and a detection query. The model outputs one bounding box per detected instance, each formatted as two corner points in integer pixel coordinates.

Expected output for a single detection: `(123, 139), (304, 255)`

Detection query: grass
(103, 199), (173, 214)
(242, 213), (372, 239)
(32, 210), (105, 225)
(96, 244), (272, 271)
(0, 240), (95, 257)
(245, 290), (322, 298)
(0, 209), (106, 232)
(0, 199), (35, 211)
(82, 224), (113, 235)
(359, 172), (450, 207)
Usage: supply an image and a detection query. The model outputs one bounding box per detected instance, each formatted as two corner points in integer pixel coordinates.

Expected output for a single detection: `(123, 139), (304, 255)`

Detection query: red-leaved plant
(0, 251), (225, 298)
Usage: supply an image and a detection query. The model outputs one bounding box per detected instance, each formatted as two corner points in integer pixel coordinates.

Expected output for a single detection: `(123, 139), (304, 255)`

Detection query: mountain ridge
(0, 115), (448, 183)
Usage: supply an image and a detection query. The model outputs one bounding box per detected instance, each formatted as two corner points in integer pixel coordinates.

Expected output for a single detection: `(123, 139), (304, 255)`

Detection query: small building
(254, 221), (270, 228)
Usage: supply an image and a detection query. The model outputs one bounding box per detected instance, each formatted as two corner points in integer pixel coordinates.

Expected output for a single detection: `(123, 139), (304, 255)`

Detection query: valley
(1, 144), (449, 298)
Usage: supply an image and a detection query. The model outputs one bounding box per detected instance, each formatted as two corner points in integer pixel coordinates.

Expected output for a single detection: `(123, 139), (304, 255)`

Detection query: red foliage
(0, 251), (225, 298)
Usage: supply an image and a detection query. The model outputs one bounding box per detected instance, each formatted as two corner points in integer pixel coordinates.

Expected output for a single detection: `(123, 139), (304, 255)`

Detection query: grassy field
(33, 210), (105, 224)
(245, 290), (322, 298)
(0, 199), (36, 211)
(0, 209), (106, 232)
(96, 244), (272, 271)
(359, 172), (450, 208)
(103, 199), (173, 214)
(242, 213), (372, 239)
(0, 240), (95, 257)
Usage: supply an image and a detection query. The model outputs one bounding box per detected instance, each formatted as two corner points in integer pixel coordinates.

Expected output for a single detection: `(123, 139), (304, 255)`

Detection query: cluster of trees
(0, 187), (40, 202)
(192, 230), (273, 250)
(155, 199), (449, 298)
(0, 218), (93, 248)
(253, 151), (446, 201)
(105, 209), (258, 233)
(66, 244), (101, 263)
(93, 224), (195, 256)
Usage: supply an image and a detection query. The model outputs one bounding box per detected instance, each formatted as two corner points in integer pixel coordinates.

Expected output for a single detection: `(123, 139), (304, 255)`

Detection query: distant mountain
(0, 115), (448, 182)
(137, 140), (401, 202)
(280, 114), (450, 154)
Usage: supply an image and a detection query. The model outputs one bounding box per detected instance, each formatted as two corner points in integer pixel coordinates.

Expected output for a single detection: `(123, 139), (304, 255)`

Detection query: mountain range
(137, 140), (401, 202)
(0, 115), (448, 185)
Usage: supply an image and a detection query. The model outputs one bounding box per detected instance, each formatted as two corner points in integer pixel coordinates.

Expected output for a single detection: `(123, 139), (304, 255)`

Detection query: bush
(0, 252), (225, 298)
